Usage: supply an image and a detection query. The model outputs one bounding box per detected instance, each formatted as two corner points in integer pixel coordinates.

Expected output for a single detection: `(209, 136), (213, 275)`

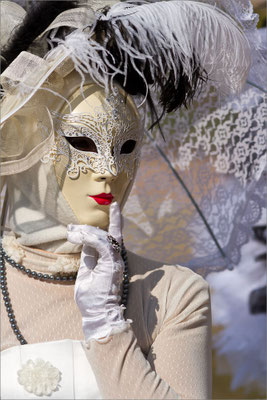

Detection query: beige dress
(1, 242), (212, 399)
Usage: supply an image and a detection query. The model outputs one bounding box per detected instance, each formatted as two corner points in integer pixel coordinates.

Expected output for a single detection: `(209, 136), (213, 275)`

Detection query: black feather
(1, 1), (78, 72)
(94, 9), (208, 128)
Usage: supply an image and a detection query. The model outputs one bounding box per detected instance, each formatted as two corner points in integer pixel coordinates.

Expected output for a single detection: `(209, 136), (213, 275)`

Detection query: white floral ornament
(17, 358), (61, 397)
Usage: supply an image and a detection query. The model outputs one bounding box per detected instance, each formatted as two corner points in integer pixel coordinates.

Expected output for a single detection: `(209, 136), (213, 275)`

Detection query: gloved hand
(67, 202), (131, 342)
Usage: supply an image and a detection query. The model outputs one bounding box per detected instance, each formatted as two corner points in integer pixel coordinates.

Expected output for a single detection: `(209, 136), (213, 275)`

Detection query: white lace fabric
(123, 145), (266, 273)
(125, 63), (266, 272)
(153, 83), (266, 184)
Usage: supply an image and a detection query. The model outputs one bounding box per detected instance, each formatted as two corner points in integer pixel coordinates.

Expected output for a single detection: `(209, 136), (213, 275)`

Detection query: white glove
(67, 202), (131, 342)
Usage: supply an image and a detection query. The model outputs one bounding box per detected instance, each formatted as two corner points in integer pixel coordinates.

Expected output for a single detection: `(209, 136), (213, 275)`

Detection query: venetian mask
(42, 83), (144, 228)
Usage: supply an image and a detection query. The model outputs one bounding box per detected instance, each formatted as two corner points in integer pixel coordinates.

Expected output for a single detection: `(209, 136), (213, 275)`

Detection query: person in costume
(0, 1), (251, 398)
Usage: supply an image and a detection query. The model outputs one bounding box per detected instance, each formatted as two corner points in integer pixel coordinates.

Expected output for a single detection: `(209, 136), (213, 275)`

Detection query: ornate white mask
(42, 87), (144, 180)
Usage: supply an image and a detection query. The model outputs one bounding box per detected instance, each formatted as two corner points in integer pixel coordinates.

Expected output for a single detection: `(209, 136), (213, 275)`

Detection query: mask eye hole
(120, 140), (136, 154)
(65, 137), (98, 153)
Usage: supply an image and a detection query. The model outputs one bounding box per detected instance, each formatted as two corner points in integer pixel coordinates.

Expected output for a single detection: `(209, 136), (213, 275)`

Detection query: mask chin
(53, 159), (138, 230)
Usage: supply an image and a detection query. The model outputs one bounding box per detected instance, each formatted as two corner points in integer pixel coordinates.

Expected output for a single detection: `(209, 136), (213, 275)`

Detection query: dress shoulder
(127, 250), (210, 324)
(127, 249), (208, 289)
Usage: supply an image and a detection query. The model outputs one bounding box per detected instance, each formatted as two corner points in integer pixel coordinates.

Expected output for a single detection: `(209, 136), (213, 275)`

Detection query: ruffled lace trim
(2, 234), (80, 273)
(48, 256), (80, 274)
(2, 235), (25, 263)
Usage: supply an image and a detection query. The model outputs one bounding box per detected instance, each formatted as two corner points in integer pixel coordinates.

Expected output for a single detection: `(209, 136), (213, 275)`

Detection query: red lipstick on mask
(88, 193), (114, 205)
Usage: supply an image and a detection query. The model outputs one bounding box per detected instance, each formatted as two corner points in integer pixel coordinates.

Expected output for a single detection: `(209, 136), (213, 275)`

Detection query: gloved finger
(67, 230), (85, 245)
(74, 245), (99, 295)
(108, 202), (122, 244)
(68, 224), (107, 239)
(67, 225), (105, 243)
(68, 227), (110, 257)
(76, 257), (91, 278)
(81, 245), (97, 271)
(67, 229), (104, 246)
(74, 262), (93, 302)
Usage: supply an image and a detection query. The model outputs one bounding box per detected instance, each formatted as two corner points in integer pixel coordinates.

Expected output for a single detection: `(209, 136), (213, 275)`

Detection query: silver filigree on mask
(42, 88), (144, 179)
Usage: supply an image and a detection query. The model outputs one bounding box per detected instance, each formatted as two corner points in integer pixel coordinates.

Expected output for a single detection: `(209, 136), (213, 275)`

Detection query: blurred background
(253, 0), (266, 27)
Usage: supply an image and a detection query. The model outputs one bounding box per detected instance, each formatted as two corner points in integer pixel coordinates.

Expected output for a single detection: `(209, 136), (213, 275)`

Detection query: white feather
(47, 0), (251, 98)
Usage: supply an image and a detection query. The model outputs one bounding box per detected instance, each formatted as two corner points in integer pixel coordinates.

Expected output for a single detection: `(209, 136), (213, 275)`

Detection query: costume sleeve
(84, 273), (212, 399)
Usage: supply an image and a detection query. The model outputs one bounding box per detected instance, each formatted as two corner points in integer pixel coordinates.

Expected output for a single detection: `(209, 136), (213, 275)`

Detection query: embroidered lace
(123, 144), (266, 273)
(153, 83), (266, 184)
(123, 81), (266, 272)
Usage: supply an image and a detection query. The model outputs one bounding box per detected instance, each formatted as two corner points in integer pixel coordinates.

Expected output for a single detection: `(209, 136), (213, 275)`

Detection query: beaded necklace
(0, 242), (129, 345)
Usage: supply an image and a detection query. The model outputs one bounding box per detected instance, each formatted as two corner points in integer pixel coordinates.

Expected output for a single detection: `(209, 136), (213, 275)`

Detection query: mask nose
(92, 168), (117, 182)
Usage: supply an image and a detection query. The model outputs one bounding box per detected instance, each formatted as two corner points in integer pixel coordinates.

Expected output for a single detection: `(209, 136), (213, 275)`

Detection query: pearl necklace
(0, 242), (129, 345)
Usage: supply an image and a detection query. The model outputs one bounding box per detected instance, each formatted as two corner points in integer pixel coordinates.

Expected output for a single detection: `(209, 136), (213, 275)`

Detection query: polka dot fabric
(1, 245), (211, 399)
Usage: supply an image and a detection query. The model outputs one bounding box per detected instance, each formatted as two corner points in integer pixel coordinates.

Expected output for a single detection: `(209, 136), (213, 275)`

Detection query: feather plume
(96, 1), (251, 105)
(2, 0), (251, 128)
(48, 1), (250, 117)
